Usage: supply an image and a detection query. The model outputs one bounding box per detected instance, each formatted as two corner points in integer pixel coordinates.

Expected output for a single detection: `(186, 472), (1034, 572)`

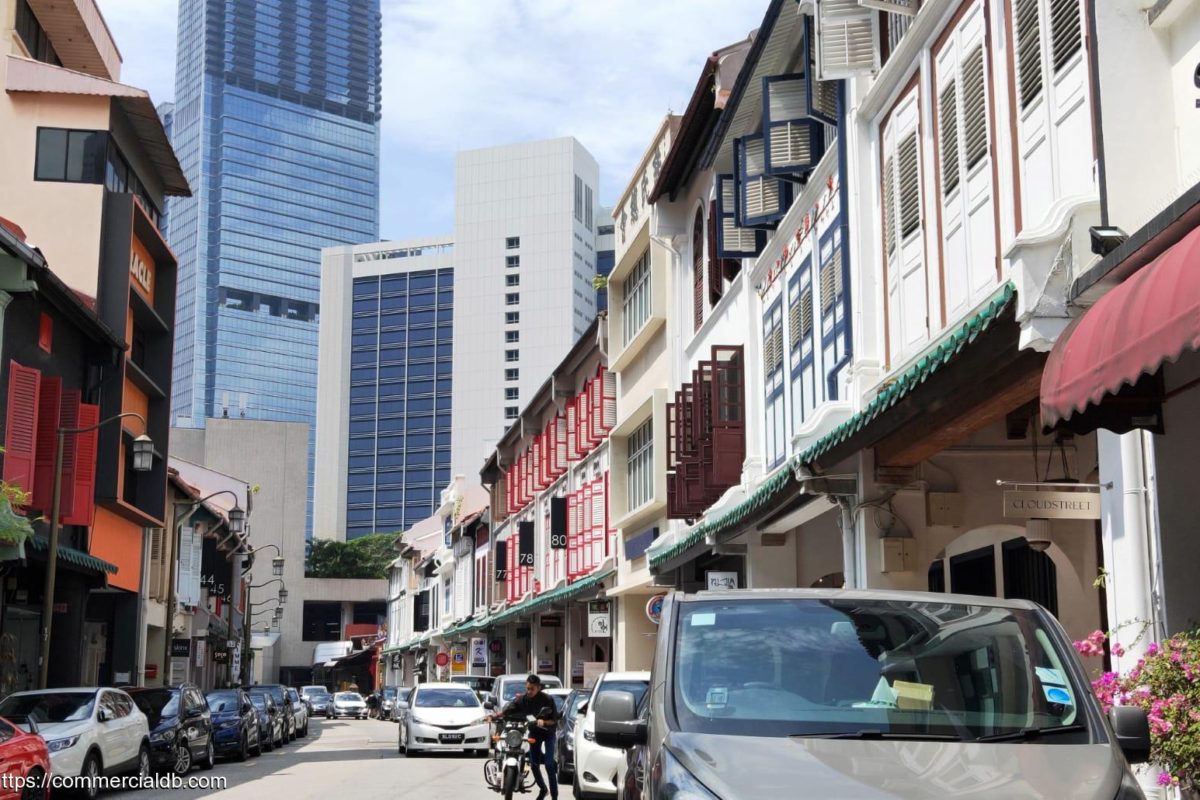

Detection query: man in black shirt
(490, 675), (559, 800)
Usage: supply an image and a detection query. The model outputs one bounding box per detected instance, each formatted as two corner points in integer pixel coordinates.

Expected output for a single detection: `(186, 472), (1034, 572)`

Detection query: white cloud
(96, 0), (767, 233)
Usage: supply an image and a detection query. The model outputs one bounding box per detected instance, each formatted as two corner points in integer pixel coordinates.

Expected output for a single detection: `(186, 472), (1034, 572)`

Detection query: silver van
(596, 589), (1150, 799)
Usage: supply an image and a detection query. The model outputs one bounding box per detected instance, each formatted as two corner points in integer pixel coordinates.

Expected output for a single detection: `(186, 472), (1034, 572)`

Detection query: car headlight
(151, 729), (177, 743)
(583, 729), (595, 742)
(47, 735), (80, 753)
(471, 717), (489, 726)
(656, 747), (719, 800)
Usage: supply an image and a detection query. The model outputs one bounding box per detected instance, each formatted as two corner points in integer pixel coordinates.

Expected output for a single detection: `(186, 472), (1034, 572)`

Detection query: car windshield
(130, 689), (180, 722)
(673, 598), (1090, 741)
(500, 678), (560, 703)
(415, 689), (479, 708)
(597, 680), (649, 708)
(309, 690), (330, 698)
(0, 692), (96, 723)
(206, 691), (241, 713)
(287, 690), (299, 701)
(382, 687), (397, 699)
(249, 695), (268, 710)
(336, 693), (362, 702)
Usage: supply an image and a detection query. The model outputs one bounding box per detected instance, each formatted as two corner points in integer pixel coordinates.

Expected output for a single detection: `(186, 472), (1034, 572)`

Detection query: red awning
(1041, 224), (1200, 430)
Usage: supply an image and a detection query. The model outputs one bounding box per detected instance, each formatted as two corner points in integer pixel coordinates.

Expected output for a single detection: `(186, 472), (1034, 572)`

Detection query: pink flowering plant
(1074, 629), (1200, 789)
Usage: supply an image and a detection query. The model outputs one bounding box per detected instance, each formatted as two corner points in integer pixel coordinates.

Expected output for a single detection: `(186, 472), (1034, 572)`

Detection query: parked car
(594, 589), (1153, 800)
(487, 674), (564, 710)
(555, 689), (589, 784)
(127, 685), (214, 776)
(397, 683), (489, 757)
(302, 687), (331, 716)
(392, 687), (414, 726)
(286, 688), (309, 737)
(327, 692), (367, 720)
(204, 688), (261, 761)
(0, 687), (151, 800)
(250, 685), (296, 741)
(572, 672), (650, 799)
(0, 715), (50, 800)
(245, 690), (284, 750)
(449, 675), (495, 702)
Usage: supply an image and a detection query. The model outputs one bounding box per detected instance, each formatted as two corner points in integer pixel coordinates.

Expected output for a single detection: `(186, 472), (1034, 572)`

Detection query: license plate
(439, 733), (464, 743)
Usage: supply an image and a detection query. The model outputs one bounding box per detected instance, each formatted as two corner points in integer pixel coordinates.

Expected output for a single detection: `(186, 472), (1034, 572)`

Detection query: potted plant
(0, 479), (34, 562)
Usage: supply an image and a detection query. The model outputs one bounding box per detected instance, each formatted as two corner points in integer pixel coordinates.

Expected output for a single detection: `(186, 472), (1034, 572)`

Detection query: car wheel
(200, 736), (215, 770)
(173, 741), (192, 776)
(238, 733), (249, 762)
(252, 728), (263, 757)
(397, 724), (406, 755)
(21, 767), (47, 800)
(79, 751), (101, 800)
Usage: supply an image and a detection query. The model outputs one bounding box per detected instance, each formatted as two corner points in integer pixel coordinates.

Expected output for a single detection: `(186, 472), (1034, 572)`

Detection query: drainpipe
(1084, 0), (1109, 226)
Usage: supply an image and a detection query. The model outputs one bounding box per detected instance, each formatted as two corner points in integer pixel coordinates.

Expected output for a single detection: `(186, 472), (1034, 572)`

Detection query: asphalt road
(109, 716), (499, 800)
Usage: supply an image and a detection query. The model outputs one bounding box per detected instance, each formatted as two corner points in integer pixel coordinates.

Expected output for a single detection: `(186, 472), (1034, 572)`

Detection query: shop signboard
(1003, 490), (1100, 520)
(470, 638), (487, 668)
(170, 638), (191, 658)
(706, 571), (738, 591)
(451, 646), (467, 675)
(587, 600), (611, 638)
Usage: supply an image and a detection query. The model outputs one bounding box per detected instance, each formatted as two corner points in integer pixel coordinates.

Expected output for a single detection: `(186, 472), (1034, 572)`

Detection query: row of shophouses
(383, 0), (1200, 686)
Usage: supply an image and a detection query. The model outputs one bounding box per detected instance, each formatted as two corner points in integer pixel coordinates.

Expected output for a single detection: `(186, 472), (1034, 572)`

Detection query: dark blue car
(205, 688), (261, 761)
(127, 684), (214, 775)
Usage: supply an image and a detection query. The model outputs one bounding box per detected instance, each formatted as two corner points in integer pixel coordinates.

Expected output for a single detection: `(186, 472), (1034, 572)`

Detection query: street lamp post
(238, 546), (285, 685)
(39, 412), (153, 690)
(160, 489), (246, 689)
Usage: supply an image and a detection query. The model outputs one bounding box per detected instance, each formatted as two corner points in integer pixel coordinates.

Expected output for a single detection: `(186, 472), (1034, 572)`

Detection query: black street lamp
(40, 412), (152, 689)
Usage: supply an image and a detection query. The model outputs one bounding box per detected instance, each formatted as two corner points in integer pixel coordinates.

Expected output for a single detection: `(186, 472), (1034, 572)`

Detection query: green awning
(649, 283), (1016, 572)
(26, 536), (118, 574)
(489, 568), (614, 627)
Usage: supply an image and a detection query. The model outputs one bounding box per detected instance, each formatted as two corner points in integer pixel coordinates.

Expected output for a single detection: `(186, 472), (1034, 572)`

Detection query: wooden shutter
(939, 80), (960, 197)
(858, 0), (919, 14)
(961, 46), (988, 169)
(801, 286), (814, 337)
(816, 0), (880, 79)
(56, 389), (81, 518)
(1050, 0), (1082, 73)
(1014, 0), (1043, 109)
(738, 136), (791, 226)
(788, 295), (803, 351)
(567, 490), (579, 580)
(763, 74), (827, 177)
(32, 375), (61, 510)
(715, 176), (766, 258)
(710, 346), (746, 486)
(149, 527), (164, 598)
(590, 478), (605, 569)
(62, 403), (99, 526)
(2, 362), (40, 498)
(601, 369), (617, 432)
(897, 133), (921, 239)
(566, 398), (578, 460)
(883, 155), (897, 257)
(555, 415), (567, 474)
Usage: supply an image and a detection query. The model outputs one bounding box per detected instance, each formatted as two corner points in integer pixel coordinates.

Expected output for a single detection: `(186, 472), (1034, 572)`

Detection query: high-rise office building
(451, 137), (601, 476)
(168, 0), (382, 538)
(315, 239), (455, 541)
(595, 206), (615, 312)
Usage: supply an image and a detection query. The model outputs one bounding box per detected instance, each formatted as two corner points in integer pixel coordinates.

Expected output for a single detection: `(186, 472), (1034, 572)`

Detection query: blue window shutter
(738, 136), (793, 227)
(715, 175), (766, 259)
(763, 74), (826, 178)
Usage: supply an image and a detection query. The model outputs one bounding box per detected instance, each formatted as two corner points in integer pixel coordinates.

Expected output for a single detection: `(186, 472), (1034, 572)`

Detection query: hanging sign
(489, 639), (504, 654)
(518, 522), (535, 567)
(587, 600), (611, 638)
(435, 652), (450, 668)
(495, 541), (508, 582)
(470, 638), (487, 668)
(1003, 491), (1100, 520)
(550, 497), (568, 549)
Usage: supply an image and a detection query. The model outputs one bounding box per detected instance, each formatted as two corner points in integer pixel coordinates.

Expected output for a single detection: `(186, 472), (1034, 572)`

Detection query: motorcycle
(484, 715), (538, 800)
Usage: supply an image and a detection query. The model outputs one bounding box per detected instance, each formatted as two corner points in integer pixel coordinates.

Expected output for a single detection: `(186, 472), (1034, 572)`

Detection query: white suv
(573, 672), (650, 800)
(0, 687), (150, 798)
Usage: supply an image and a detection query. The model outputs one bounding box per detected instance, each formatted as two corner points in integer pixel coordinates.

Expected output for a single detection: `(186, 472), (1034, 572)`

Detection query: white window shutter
(738, 136), (791, 226)
(1014, 0), (1043, 109)
(858, 0), (919, 15)
(817, 0), (880, 79)
(939, 81), (960, 197)
(715, 176), (766, 258)
(190, 527), (203, 606)
(961, 46), (988, 169)
(1049, 0), (1082, 73)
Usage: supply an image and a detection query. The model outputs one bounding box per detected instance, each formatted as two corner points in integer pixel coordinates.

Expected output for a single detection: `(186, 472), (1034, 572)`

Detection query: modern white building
(315, 237), (456, 541)
(450, 137), (602, 477)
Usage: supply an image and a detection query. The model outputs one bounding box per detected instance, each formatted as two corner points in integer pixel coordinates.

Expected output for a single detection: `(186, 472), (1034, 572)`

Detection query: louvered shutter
(715, 176), (766, 258)
(816, 0), (880, 79)
(567, 490), (579, 580)
(801, 287), (815, 336)
(897, 133), (921, 239)
(961, 47), (988, 169)
(149, 527), (163, 598)
(31, 376), (60, 510)
(858, 0), (919, 14)
(939, 80), (960, 197)
(1014, 0), (1043, 109)
(1050, 0), (1082, 72)
(531, 434), (542, 491)
(176, 525), (194, 607)
(62, 403), (99, 526)
(555, 415), (567, 474)
(590, 478), (605, 569)
(737, 136), (792, 227)
(566, 398), (578, 460)
(762, 74), (828, 177)
(601, 369), (617, 432)
(2, 362), (40, 499)
(788, 295), (803, 351)
(883, 155), (897, 257)
(588, 376), (604, 446)
(56, 390), (81, 518)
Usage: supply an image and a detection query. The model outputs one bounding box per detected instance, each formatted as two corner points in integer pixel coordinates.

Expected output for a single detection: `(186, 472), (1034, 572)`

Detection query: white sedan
(398, 683), (490, 756)
(327, 692), (368, 719)
(573, 672), (650, 800)
(0, 687), (151, 799)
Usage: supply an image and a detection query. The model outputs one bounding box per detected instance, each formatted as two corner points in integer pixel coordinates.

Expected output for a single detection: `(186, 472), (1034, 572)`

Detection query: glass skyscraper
(168, 0), (382, 538)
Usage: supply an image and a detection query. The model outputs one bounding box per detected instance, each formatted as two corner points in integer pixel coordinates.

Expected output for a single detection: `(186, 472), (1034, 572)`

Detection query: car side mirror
(242, 702), (253, 714)
(577, 701), (588, 716)
(97, 708), (112, 723)
(186, 707), (203, 719)
(594, 691), (646, 750)
(483, 698), (496, 710)
(1109, 706), (1151, 764)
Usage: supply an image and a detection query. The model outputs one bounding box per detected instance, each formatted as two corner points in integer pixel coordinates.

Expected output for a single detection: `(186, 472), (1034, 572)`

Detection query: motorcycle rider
(488, 674), (559, 800)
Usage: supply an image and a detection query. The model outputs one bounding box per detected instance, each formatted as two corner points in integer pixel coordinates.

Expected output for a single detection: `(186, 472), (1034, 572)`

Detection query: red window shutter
(57, 390), (81, 518)
(2, 362), (41, 499)
(32, 376), (61, 510)
(706, 203), (723, 307)
(38, 314), (53, 353)
(62, 403), (99, 526)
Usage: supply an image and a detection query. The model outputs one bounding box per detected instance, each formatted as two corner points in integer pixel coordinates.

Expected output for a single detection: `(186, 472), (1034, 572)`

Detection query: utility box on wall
(880, 537), (914, 573)
(927, 492), (965, 526)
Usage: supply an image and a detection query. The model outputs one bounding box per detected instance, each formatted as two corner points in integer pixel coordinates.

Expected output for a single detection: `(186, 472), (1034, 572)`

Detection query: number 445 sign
(587, 600), (610, 638)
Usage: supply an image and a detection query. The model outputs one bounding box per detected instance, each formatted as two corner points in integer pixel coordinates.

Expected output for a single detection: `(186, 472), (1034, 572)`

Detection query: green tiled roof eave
(649, 282), (1016, 572)
(491, 569), (614, 626)
(27, 536), (118, 574)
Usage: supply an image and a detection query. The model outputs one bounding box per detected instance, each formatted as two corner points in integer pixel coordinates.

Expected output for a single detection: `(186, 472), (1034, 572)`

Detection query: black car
(248, 684), (296, 742)
(204, 688), (262, 761)
(127, 684), (214, 776)
(246, 691), (283, 750)
(555, 689), (588, 783)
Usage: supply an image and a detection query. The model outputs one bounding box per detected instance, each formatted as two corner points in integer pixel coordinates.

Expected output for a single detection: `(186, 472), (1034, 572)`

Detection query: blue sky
(98, 0), (766, 240)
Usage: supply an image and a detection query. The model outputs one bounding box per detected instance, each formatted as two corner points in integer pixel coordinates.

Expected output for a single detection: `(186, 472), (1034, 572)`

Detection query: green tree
(305, 532), (401, 579)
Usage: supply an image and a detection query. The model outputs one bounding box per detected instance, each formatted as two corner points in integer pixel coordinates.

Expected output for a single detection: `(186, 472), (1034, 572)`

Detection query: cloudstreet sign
(1003, 490), (1100, 521)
